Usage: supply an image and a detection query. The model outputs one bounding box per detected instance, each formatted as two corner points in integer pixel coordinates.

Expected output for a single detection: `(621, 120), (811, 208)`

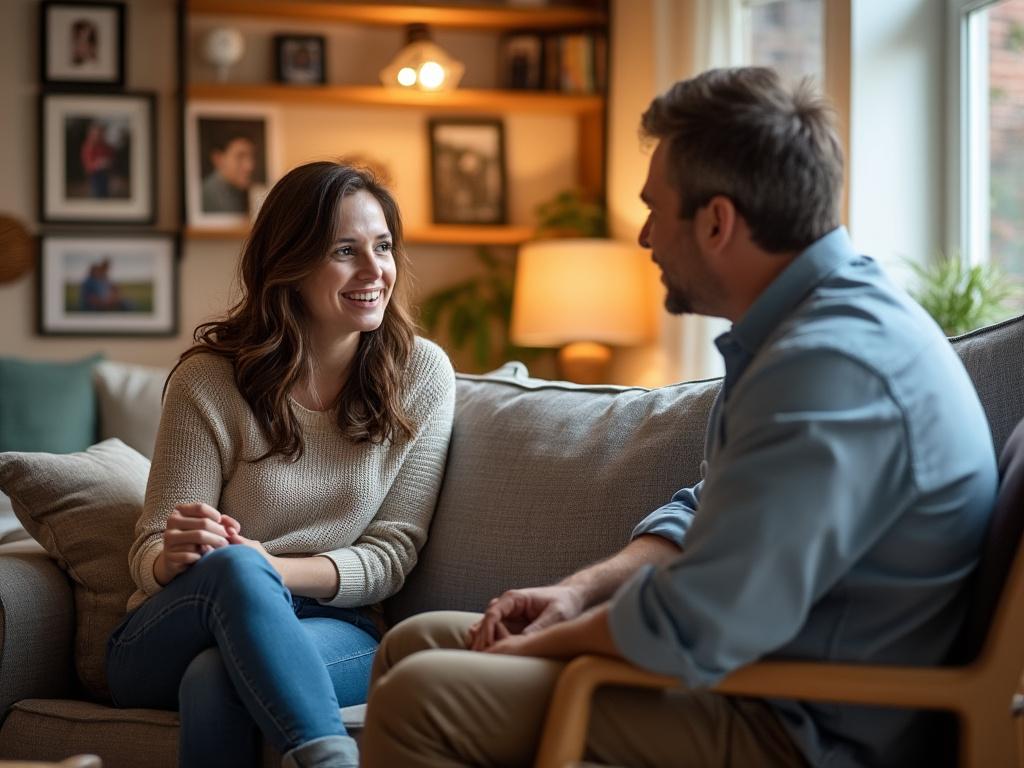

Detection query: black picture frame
(37, 232), (179, 337)
(428, 118), (508, 226)
(40, 1), (126, 89)
(38, 90), (157, 225)
(274, 34), (327, 85)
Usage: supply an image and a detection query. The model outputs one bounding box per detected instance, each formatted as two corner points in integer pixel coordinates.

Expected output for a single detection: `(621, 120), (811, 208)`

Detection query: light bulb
(396, 66), (417, 87)
(418, 61), (446, 90)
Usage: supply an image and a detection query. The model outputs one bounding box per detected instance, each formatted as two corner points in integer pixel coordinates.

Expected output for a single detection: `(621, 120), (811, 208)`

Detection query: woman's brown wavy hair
(173, 161), (417, 461)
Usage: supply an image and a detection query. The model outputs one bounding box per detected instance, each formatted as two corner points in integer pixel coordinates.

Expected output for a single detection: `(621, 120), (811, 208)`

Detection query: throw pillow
(93, 361), (169, 459)
(0, 439), (148, 699)
(0, 354), (103, 453)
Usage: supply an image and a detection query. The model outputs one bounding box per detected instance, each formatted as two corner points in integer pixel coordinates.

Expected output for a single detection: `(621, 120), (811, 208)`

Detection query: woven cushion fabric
(93, 361), (168, 460)
(952, 312), (1024, 455)
(0, 699), (178, 768)
(0, 439), (147, 700)
(386, 372), (722, 624)
(0, 354), (102, 454)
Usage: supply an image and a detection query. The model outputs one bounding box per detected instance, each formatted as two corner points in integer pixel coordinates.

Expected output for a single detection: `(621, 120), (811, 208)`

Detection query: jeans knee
(194, 545), (283, 599)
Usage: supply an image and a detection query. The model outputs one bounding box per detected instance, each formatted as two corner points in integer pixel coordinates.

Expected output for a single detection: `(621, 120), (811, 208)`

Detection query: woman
(106, 161), (456, 768)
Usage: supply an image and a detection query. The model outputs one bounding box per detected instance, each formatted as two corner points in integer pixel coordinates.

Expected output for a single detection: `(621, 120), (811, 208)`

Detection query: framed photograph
(39, 91), (156, 224)
(40, 1), (125, 88)
(428, 118), (507, 225)
(275, 35), (326, 85)
(38, 233), (178, 337)
(499, 32), (543, 90)
(186, 102), (280, 230)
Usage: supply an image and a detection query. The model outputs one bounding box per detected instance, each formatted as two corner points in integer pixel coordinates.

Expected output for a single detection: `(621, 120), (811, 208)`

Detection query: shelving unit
(187, 84), (604, 115)
(189, 0), (607, 29)
(181, 1), (609, 245)
(185, 223), (536, 245)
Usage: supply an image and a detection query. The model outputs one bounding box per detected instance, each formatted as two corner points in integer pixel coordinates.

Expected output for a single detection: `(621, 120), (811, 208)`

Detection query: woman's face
(298, 189), (396, 340)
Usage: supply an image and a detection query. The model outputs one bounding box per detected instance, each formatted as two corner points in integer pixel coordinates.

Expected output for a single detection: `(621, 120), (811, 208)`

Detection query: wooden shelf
(184, 224), (536, 246)
(187, 84), (603, 115)
(187, 0), (607, 29)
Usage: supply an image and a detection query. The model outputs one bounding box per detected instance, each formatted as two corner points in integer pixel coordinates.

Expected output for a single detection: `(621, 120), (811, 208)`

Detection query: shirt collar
(727, 226), (856, 356)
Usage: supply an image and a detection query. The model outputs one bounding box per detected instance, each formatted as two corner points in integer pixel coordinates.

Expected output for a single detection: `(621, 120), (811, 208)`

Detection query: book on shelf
(500, 30), (606, 94)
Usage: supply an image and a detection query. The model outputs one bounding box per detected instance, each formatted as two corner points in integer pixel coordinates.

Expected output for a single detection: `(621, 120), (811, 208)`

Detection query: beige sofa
(1, 316), (1023, 767)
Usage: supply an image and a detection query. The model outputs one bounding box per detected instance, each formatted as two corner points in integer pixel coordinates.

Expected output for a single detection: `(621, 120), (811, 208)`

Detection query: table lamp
(380, 24), (464, 92)
(511, 238), (652, 383)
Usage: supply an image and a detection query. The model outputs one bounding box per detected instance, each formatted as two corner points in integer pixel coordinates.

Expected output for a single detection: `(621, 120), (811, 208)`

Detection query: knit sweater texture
(126, 337), (455, 612)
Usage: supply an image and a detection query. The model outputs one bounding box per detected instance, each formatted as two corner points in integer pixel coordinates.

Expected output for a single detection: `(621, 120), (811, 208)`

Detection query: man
(200, 132), (256, 214)
(361, 67), (997, 768)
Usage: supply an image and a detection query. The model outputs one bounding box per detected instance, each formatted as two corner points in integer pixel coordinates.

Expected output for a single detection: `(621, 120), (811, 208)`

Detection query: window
(953, 0), (1024, 278)
(741, 0), (824, 85)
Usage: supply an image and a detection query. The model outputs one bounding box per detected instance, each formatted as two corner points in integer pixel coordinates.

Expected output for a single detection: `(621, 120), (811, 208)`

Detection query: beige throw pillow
(93, 361), (168, 459)
(0, 439), (147, 699)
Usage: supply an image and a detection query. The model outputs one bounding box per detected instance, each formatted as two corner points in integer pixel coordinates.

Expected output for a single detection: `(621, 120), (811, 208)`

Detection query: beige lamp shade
(511, 238), (653, 348)
(379, 24), (464, 92)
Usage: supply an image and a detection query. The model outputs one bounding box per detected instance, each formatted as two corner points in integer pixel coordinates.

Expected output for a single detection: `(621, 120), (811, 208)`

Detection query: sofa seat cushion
(0, 440), (148, 700)
(0, 699), (365, 768)
(387, 370), (722, 624)
(0, 699), (178, 768)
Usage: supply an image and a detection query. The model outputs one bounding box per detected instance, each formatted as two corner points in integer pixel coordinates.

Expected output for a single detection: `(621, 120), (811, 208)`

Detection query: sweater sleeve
(127, 355), (233, 598)
(318, 343), (456, 607)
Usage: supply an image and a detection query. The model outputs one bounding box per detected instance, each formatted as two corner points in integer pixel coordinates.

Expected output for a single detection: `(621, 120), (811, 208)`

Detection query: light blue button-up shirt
(607, 228), (998, 767)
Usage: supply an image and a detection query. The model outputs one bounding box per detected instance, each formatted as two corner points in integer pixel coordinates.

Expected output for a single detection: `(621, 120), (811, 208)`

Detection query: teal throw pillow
(0, 354), (103, 453)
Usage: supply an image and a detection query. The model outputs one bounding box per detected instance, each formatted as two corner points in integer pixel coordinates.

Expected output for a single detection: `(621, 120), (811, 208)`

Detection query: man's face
(212, 138), (256, 190)
(638, 141), (720, 316)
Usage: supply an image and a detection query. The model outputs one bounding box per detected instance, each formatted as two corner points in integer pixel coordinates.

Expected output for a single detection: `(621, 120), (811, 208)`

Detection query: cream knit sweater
(126, 337), (455, 612)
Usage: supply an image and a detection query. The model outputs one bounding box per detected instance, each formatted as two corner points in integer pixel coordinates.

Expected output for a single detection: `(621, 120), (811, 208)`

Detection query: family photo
(38, 234), (176, 335)
(429, 118), (507, 225)
(41, 0), (124, 86)
(40, 91), (155, 223)
(186, 103), (278, 228)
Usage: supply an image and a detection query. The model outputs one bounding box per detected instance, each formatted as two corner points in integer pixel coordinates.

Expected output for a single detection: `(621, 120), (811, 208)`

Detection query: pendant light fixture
(380, 24), (465, 92)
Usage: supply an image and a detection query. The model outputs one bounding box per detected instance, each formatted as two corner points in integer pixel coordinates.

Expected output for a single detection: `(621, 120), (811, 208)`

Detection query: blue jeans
(106, 545), (380, 768)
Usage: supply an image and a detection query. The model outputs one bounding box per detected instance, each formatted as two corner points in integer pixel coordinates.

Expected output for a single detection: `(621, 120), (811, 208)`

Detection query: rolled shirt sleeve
(630, 480), (702, 549)
(608, 351), (911, 686)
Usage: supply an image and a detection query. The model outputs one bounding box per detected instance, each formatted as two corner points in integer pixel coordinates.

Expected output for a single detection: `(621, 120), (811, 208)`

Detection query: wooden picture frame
(428, 118), (507, 226)
(39, 91), (156, 224)
(274, 34), (326, 85)
(40, 0), (125, 89)
(185, 101), (281, 230)
(38, 233), (178, 337)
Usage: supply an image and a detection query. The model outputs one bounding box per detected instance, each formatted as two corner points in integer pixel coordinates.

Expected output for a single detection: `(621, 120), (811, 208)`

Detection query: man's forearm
(560, 534), (681, 608)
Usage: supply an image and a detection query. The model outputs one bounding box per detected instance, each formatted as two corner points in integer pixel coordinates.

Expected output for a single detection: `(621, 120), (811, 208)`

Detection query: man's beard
(664, 283), (693, 315)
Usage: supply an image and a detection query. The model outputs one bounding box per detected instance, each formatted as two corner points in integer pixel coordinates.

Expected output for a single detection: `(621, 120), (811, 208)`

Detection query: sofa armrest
(0, 545), (75, 714)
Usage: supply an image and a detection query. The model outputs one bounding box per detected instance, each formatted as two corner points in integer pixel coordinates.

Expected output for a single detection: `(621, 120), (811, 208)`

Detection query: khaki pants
(361, 611), (808, 768)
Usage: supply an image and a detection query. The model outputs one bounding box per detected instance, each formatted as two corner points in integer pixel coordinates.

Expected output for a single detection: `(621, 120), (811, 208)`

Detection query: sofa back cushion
(386, 373), (722, 624)
(0, 355), (102, 454)
(93, 361), (168, 459)
(950, 313), (1024, 456)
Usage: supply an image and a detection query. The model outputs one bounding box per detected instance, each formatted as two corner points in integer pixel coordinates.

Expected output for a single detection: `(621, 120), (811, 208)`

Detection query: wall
(0, 0), (579, 376)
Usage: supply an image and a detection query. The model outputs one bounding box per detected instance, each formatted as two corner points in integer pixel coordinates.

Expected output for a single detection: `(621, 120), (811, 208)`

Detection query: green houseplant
(906, 255), (1020, 336)
(419, 189), (604, 371)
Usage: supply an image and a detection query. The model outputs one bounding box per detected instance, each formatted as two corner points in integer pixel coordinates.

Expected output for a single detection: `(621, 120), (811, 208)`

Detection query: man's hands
(484, 605), (623, 661)
(466, 585), (586, 651)
(152, 503), (241, 586)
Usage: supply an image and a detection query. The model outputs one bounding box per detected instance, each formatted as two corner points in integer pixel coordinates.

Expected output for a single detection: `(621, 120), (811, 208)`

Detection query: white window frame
(947, 0), (1003, 265)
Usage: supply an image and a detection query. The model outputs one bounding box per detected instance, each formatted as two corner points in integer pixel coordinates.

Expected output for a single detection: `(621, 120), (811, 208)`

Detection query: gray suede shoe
(281, 735), (359, 768)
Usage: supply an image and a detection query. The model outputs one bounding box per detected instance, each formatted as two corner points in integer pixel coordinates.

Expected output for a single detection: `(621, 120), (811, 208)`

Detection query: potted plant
(906, 254), (1020, 336)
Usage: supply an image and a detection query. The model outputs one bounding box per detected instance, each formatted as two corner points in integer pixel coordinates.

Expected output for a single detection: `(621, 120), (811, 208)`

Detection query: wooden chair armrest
(535, 655), (978, 768)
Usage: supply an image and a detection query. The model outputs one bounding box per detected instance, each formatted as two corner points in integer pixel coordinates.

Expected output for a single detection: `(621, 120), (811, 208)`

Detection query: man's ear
(695, 195), (737, 255)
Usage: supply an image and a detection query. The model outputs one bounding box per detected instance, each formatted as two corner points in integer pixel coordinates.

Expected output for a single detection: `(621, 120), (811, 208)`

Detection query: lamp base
(558, 342), (613, 384)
